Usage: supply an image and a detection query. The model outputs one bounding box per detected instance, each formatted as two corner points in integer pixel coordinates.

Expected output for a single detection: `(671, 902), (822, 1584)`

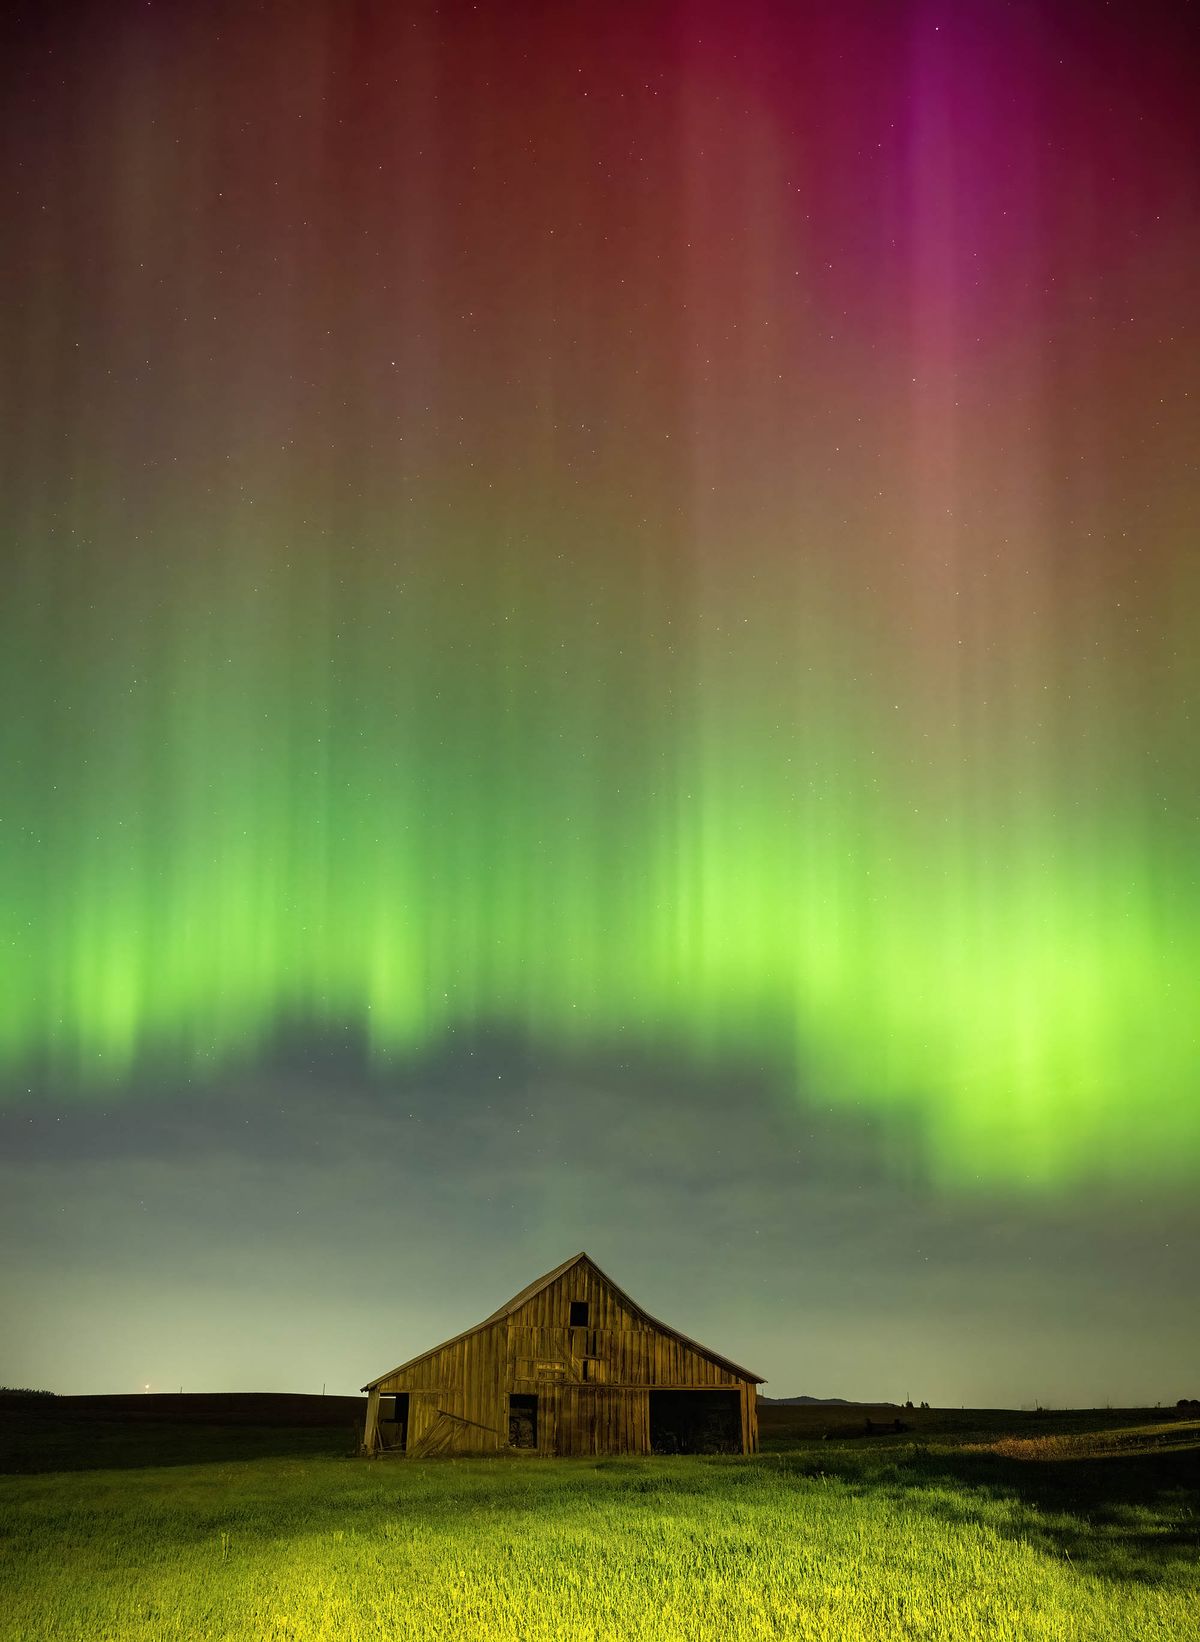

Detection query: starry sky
(2, 0), (1197, 1405)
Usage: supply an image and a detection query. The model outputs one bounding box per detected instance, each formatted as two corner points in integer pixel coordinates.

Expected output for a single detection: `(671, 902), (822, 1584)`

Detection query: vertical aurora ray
(1, 1), (1197, 1189)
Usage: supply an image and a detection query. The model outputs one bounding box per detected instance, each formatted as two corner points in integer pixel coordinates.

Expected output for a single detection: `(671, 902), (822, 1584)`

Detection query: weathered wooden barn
(361, 1252), (763, 1457)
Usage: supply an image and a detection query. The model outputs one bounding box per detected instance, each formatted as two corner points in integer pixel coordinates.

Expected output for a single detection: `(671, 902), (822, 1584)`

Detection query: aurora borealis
(4, 0), (1200, 1187)
(1, 1), (1199, 1401)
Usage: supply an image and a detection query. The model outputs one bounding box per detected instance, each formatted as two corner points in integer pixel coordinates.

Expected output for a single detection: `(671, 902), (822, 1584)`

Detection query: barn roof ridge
(362, 1251), (764, 1390)
(478, 1250), (590, 1323)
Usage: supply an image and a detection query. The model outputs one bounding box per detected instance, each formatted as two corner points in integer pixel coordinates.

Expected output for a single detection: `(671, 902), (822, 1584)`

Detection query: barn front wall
(366, 1258), (760, 1457)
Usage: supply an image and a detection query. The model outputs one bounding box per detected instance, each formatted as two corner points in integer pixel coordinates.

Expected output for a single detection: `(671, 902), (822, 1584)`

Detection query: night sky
(2, 0), (1197, 1407)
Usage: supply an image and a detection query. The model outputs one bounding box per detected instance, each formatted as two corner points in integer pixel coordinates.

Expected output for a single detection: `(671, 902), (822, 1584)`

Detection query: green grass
(1, 1408), (1197, 1641)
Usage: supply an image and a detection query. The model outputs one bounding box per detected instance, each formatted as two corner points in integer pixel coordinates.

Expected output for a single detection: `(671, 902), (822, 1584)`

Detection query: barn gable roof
(362, 1251), (764, 1390)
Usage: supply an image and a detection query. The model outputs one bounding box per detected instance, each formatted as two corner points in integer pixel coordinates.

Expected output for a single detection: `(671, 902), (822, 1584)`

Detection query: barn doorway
(648, 1390), (741, 1454)
(380, 1393), (409, 1452)
(508, 1394), (538, 1449)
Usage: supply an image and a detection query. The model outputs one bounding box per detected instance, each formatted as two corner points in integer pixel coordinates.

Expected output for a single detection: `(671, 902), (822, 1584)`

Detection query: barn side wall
(376, 1325), (512, 1453)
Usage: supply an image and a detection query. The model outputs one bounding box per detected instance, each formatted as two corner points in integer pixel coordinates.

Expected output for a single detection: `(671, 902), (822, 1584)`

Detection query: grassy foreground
(1, 1404), (1197, 1641)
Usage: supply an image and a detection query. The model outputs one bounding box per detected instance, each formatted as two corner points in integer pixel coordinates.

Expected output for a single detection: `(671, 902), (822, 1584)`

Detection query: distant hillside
(759, 1395), (880, 1406)
(0, 1391), (365, 1427)
(0, 1391), (366, 1474)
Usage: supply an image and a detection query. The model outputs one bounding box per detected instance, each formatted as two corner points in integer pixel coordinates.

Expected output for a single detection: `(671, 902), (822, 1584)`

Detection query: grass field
(1, 1397), (1197, 1641)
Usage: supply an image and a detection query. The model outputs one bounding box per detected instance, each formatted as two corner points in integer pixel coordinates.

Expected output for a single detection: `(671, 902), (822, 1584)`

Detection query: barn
(361, 1251), (763, 1457)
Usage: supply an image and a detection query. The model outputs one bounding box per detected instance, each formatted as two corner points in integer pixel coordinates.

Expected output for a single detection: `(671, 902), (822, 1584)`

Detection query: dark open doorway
(380, 1393), (409, 1452)
(649, 1390), (741, 1454)
(509, 1394), (538, 1449)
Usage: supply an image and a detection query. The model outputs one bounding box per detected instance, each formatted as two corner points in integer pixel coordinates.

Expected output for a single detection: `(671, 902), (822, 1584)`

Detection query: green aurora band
(2, 474), (1197, 1192)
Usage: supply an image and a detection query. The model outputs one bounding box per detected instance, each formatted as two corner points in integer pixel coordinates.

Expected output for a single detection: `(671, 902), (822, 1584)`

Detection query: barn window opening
(569, 1300), (589, 1327)
(509, 1394), (538, 1449)
(649, 1390), (740, 1455)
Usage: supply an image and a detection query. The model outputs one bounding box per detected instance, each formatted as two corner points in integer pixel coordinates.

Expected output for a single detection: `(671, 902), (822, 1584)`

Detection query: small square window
(569, 1300), (589, 1328)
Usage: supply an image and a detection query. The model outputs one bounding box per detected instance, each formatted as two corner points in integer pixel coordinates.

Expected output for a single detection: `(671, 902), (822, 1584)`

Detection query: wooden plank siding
(363, 1253), (762, 1458)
